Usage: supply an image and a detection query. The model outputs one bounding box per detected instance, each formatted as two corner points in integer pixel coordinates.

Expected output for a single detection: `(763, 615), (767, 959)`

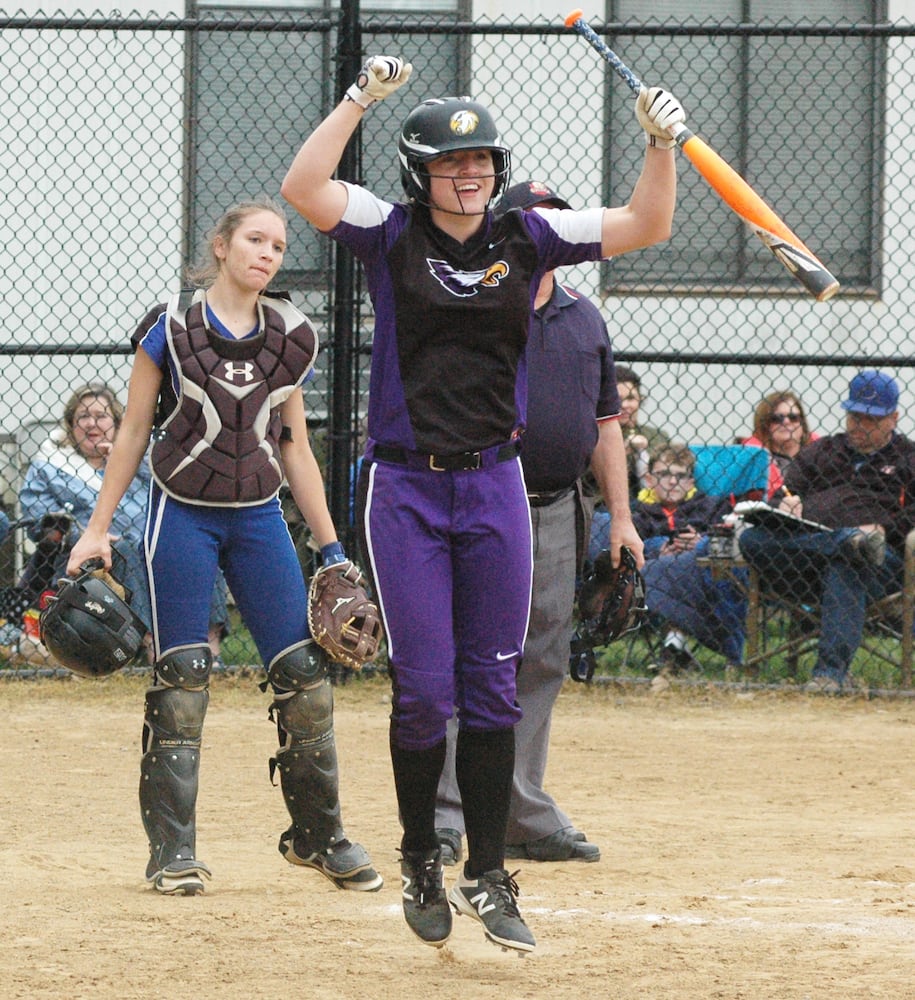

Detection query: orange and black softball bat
(564, 10), (840, 302)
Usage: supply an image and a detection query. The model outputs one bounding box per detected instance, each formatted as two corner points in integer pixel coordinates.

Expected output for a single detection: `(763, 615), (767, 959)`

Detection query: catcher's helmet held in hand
(398, 96), (511, 209)
(570, 546), (647, 682)
(39, 560), (145, 677)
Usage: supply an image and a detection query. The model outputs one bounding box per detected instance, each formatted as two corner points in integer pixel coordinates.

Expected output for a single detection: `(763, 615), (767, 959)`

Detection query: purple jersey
(330, 185), (604, 455)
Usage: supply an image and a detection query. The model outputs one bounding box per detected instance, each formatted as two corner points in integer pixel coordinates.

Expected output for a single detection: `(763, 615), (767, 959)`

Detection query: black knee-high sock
(389, 728), (446, 853)
(456, 727), (515, 877)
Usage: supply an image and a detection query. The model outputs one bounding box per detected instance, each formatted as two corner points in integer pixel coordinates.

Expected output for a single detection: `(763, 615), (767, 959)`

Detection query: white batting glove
(635, 86), (686, 149)
(344, 55), (413, 110)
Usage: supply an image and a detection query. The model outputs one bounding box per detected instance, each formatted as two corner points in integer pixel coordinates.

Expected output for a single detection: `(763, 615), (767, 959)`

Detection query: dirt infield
(2, 673), (914, 1000)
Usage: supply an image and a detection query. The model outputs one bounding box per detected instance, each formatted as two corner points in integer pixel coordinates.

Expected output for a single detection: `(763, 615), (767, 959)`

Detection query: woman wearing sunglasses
(743, 391), (819, 499)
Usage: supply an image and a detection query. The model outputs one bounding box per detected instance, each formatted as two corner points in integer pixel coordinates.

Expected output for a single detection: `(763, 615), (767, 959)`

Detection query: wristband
(320, 541), (347, 566)
(344, 80), (373, 110)
(647, 133), (677, 150)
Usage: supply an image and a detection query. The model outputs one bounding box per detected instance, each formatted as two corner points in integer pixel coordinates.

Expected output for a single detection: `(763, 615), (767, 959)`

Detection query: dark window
(187, 10), (331, 286)
(605, 1), (885, 295)
(187, 4), (463, 288)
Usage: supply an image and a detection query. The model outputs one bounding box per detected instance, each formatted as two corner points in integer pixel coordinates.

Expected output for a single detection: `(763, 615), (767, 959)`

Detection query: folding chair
(694, 447), (913, 686)
(587, 443), (769, 556)
(691, 444), (770, 503)
(742, 527), (915, 686)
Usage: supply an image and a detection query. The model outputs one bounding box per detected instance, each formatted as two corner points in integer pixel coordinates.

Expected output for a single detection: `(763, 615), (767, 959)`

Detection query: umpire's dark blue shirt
(522, 282), (620, 493)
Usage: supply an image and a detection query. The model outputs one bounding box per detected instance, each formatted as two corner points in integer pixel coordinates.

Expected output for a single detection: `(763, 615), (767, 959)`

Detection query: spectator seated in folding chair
(739, 389), (820, 500)
(738, 371), (915, 693)
(17, 382), (229, 661)
(634, 442), (769, 673)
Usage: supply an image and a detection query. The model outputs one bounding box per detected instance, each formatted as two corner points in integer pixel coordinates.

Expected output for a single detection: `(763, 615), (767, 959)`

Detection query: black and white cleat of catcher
(279, 827), (383, 892)
(147, 858), (213, 896)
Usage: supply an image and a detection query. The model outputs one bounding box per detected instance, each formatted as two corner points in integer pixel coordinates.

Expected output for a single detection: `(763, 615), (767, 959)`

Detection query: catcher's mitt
(571, 545), (646, 682)
(307, 560), (383, 670)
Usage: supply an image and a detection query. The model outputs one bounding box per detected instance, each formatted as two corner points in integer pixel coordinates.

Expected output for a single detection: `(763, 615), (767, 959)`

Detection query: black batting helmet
(398, 96), (511, 209)
(39, 562), (145, 677)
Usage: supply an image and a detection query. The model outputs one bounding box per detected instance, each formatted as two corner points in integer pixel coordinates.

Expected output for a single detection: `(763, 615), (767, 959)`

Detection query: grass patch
(590, 614), (912, 691)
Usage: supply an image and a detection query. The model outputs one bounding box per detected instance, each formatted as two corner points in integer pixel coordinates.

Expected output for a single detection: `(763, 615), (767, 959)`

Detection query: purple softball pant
(358, 455), (532, 751)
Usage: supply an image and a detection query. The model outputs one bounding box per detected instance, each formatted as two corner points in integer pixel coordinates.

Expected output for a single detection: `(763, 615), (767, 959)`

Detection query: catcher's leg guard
(139, 645), (213, 895)
(267, 640), (382, 891)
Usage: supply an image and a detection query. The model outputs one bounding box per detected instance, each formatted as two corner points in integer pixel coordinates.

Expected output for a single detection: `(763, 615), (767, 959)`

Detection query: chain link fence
(0, 10), (912, 684)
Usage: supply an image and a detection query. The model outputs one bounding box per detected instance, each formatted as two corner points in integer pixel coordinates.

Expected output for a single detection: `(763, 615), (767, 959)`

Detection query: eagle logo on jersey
(426, 258), (509, 297)
(449, 110), (480, 136)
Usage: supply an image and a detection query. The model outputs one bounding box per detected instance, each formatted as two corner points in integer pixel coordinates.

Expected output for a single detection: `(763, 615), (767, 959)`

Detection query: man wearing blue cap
(739, 370), (915, 692)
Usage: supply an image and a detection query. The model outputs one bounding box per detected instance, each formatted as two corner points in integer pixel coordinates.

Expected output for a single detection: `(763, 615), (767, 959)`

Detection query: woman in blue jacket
(19, 382), (228, 651)
(19, 383), (152, 613)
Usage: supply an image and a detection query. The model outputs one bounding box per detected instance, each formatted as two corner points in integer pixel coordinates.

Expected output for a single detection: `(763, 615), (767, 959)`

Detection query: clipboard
(733, 500), (834, 534)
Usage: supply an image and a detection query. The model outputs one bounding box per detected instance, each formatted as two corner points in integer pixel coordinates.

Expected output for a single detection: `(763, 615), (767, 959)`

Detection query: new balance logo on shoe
(468, 888), (497, 916)
(399, 847), (452, 948)
(449, 868), (536, 954)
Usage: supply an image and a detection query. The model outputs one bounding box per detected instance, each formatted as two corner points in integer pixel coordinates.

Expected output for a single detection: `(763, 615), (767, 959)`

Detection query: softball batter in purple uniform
(282, 56), (684, 952)
(67, 196), (380, 897)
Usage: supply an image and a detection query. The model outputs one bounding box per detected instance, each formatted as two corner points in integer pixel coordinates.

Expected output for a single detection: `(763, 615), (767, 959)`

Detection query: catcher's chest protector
(151, 290), (318, 506)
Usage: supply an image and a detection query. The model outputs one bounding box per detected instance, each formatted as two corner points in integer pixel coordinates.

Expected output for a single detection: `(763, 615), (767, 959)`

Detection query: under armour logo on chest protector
(220, 361), (257, 384)
(150, 293), (318, 506)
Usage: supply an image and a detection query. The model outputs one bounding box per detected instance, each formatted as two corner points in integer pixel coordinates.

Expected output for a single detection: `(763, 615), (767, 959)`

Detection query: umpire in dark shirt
(434, 181), (642, 863)
(740, 370), (915, 692)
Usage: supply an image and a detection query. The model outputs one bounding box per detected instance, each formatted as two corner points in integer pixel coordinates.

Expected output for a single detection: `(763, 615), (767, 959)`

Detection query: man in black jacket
(739, 370), (915, 692)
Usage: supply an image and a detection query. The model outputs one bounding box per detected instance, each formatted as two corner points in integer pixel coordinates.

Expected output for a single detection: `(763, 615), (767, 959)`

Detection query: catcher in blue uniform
(282, 57), (684, 952)
(67, 196), (381, 896)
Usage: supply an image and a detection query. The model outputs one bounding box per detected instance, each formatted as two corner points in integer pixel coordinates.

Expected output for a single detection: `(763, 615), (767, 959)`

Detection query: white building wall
(0, 1), (186, 447)
(0, 2), (911, 452)
(471, 1), (915, 442)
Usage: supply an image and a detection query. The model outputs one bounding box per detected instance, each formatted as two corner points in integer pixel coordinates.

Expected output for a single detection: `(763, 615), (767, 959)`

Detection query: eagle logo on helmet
(450, 110), (480, 136)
